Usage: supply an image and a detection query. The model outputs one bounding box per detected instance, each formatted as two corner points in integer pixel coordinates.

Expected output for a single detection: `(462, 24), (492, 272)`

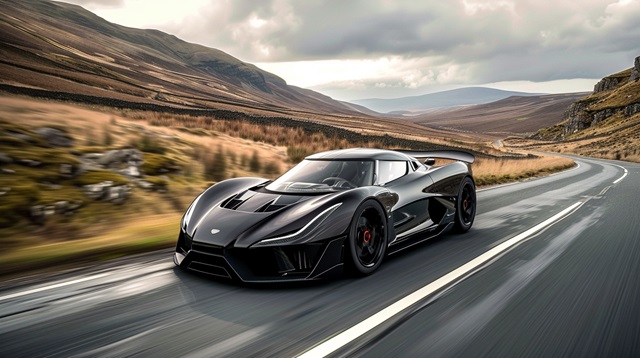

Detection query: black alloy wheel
(454, 176), (476, 232)
(347, 199), (387, 275)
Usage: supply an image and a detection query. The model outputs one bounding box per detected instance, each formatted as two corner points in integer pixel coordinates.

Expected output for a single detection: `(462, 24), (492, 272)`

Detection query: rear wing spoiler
(396, 150), (475, 164)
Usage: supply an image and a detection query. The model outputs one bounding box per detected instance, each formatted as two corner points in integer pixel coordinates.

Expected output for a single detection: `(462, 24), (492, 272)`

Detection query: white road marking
(296, 201), (584, 358)
(599, 186), (611, 196)
(612, 165), (628, 184)
(0, 273), (108, 302)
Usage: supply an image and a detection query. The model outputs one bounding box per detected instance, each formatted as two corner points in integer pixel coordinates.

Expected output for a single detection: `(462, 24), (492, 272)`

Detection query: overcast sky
(63, 0), (640, 100)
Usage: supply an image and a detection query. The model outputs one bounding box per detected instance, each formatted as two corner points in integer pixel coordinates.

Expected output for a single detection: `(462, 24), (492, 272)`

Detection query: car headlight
(254, 203), (342, 247)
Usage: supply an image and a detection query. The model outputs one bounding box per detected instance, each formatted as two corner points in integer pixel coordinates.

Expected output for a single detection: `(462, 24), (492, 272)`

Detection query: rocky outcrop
(594, 76), (621, 93)
(630, 56), (640, 82)
(560, 56), (640, 137)
(562, 102), (591, 135)
(625, 102), (640, 116)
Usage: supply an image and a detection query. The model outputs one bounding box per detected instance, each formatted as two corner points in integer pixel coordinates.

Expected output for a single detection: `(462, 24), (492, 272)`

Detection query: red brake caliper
(363, 230), (371, 243)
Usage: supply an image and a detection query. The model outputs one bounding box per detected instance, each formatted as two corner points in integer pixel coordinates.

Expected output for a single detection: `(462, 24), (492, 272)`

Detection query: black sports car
(174, 148), (476, 282)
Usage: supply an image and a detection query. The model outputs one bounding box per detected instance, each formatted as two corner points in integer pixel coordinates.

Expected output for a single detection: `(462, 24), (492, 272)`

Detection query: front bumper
(174, 231), (345, 282)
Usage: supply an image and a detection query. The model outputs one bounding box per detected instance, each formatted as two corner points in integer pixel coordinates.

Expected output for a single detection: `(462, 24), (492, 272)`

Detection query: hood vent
(221, 191), (305, 213)
(221, 190), (254, 210)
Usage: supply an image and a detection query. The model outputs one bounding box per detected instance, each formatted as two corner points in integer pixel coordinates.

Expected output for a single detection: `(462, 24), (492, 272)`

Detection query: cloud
(64, 0), (640, 98)
(64, 0), (125, 8)
(167, 1), (639, 74)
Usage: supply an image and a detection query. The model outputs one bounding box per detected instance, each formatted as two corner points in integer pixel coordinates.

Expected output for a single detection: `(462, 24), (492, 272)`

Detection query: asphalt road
(1, 155), (638, 357)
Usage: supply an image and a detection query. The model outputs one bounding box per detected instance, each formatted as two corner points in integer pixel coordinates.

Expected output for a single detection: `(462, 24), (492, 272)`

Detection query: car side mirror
(424, 158), (435, 166)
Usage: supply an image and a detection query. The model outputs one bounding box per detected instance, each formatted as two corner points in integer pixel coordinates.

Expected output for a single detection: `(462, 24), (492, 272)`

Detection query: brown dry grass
(473, 155), (575, 186)
(0, 95), (291, 247)
(0, 213), (181, 277)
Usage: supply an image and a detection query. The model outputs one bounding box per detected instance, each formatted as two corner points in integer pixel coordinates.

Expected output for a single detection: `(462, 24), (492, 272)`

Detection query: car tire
(454, 176), (476, 233)
(346, 199), (388, 275)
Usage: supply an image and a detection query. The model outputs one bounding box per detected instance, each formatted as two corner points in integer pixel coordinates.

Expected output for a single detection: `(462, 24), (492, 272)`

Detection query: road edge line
(612, 164), (628, 184)
(0, 273), (109, 302)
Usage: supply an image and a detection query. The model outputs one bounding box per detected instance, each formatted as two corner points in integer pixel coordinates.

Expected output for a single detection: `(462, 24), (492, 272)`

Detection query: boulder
(7, 131), (31, 142)
(67, 201), (83, 212)
(30, 205), (45, 224)
(54, 201), (68, 215)
(136, 180), (154, 190)
(83, 153), (104, 161)
(96, 149), (143, 167)
(0, 152), (12, 165)
(96, 150), (125, 167)
(44, 206), (56, 217)
(35, 127), (74, 147)
(60, 163), (74, 177)
(119, 164), (140, 177)
(19, 159), (42, 167)
(83, 181), (113, 200)
(107, 186), (130, 204)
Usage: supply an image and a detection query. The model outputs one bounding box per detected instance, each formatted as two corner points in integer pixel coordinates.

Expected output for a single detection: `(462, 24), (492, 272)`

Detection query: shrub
(130, 134), (166, 154)
(141, 153), (181, 175)
(287, 146), (309, 163)
(249, 150), (261, 172)
(144, 176), (169, 191)
(205, 145), (227, 182)
(73, 170), (129, 186)
(263, 160), (281, 175)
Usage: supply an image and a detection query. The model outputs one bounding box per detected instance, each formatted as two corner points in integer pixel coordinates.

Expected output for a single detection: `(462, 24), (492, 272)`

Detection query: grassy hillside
(0, 96), (289, 246)
(0, 0), (367, 117)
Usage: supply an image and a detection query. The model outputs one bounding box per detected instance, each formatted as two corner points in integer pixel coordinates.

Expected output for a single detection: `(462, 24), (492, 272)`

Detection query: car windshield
(266, 159), (374, 193)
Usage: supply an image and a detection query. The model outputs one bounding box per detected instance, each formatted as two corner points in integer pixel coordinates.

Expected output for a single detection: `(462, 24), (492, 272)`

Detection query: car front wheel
(347, 199), (387, 275)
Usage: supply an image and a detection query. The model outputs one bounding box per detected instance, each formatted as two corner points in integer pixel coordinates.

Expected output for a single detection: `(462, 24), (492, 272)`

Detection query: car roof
(306, 148), (412, 161)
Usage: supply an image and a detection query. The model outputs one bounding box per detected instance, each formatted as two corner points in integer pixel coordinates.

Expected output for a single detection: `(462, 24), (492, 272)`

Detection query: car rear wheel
(347, 199), (387, 275)
(454, 176), (476, 233)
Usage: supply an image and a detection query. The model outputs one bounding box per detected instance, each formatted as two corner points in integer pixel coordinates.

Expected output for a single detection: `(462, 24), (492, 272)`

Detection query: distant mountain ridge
(408, 92), (588, 136)
(0, 0), (363, 115)
(352, 87), (545, 113)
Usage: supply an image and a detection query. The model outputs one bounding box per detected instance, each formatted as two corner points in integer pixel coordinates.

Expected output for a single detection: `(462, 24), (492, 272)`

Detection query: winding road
(1, 155), (638, 357)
